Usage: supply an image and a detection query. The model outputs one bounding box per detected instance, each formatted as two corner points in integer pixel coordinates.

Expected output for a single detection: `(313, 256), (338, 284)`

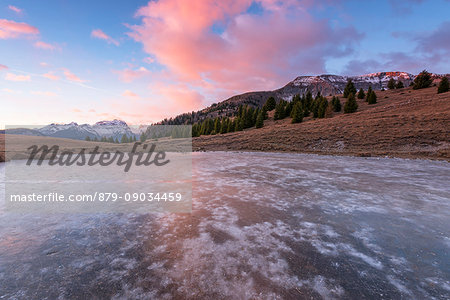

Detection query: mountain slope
(193, 85), (450, 160)
(160, 71), (417, 124)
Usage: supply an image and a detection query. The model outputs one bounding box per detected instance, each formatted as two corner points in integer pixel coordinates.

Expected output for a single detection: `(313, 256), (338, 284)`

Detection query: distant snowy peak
(353, 71), (415, 83)
(37, 119), (135, 140)
(283, 71), (417, 99)
(94, 119), (128, 127)
(38, 122), (80, 135)
(92, 119), (133, 138)
(360, 71), (414, 79)
(292, 71), (415, 87)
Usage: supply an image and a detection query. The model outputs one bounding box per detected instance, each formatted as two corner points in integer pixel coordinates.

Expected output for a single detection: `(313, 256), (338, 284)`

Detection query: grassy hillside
(192, 85), (450, 160)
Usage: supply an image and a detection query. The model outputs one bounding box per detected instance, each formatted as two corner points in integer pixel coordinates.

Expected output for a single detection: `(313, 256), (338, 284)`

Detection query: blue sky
(1, 0), (449, 126)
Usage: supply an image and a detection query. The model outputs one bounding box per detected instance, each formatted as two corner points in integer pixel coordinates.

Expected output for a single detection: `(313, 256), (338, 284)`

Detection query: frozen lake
(0, 152), (449, 299)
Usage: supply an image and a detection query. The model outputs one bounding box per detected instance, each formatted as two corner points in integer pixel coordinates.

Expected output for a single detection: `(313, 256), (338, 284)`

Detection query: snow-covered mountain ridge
(37, 119), (136, 140)
(286, 71), (416, 99)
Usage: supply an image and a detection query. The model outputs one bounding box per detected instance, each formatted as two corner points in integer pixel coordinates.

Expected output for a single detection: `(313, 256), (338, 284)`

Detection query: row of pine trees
(87, 70), (449, 141)
(192, 104), (267, 137)
(192, 80), (382, 137)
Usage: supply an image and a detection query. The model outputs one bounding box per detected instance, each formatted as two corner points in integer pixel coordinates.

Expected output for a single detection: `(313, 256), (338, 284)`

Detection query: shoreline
(191, 148), (450, 162)
(1, 149), (448, 163)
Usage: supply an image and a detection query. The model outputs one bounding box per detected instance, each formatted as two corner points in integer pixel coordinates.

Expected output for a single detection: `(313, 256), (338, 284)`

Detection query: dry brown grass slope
(193, 86), (450, 160)
(1, 85), (448, 162)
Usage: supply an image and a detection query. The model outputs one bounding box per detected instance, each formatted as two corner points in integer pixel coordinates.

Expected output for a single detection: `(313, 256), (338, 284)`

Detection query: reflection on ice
(0, 152), (449, 299)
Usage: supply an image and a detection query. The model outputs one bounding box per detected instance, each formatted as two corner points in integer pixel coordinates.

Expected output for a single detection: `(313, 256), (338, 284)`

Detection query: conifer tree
(367, 90), (377, 104)
(301, 94), (310, 117)
(311, 98), (320, 118)
(255, 111), (264, 128)
(387, 78), (396, 89)
(366, 86), (373, 102)
(262, 106), (268, 120)
(292, 94), (301, 105)
(238, 105), (244, 118)
(234, 117), (244, 131)
(206, 118), (214, 135)
(199, 121), (206, 135)
(305, 91), (313, 110)
(140, 133), (147, 142)
(317, 98), (328, 118)
(437, 77), (449, 94)
(193, 124), (200, 137)
(227, 119), (235, 132)
(114, 138), (119, 143)
(344, 93), (358, 113)
(264, 97), (276, 111)
(331, 96), (342, 112)
(291, 102), (303, 123)
(274, 101), (286, 120)
(252, 108), (258, 125)
(120, 134), (128, 143)
(234, 118), (240, 132)
(85, 136), (91, 141)
(357, 88), (365, 99)
(285, 101), (293, 117)
(413, 70), (432, 90)
(343, 79), (357, 98)
(213, 117), (221, 134)
(396, 81), (404, 89)
(220, 118), (228, 134)
(244, 106), (254, 128)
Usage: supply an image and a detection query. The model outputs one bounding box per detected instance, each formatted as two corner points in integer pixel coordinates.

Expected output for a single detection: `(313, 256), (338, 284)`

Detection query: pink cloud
(94, 81), (205, 125)
(122, 90), (139, 98)
(91, 29), (119, 46)
(113, 66), (149, 82)
(8, 5), (22, 14)
(128, 0), (362, 105)
(0, 64), (8, 71)
(0, 19), (39, 39)
(34, 41), (57, 50)
(153, 82), (205, 112)
(42, 72), (60, 80)
(62, 68), (85, 83)
(5, 72), (30, 81)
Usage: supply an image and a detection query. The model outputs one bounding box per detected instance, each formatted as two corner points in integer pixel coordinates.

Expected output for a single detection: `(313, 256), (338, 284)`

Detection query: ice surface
(0, 152), (449, 299)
